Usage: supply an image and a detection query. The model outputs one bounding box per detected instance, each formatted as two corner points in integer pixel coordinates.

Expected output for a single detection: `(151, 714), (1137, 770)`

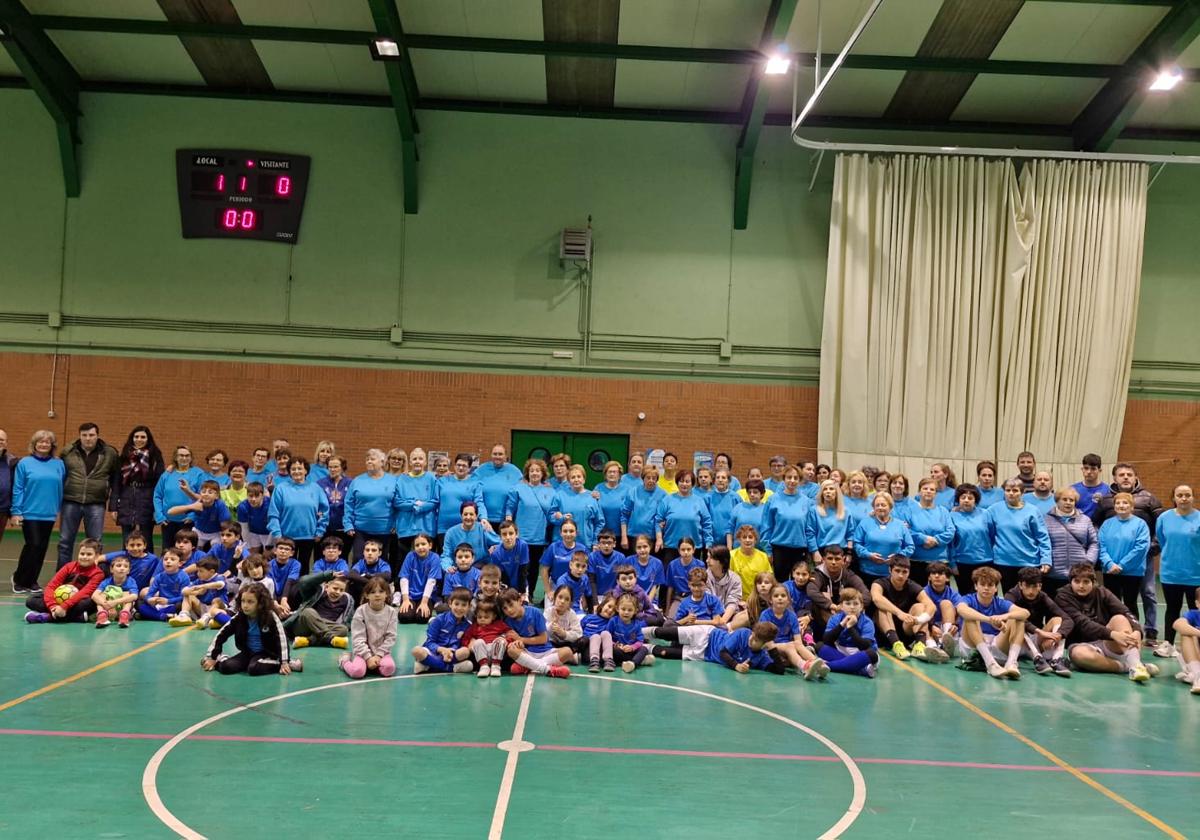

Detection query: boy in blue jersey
(664, 537), (706, 615)
(818, 588), (879, 677)
(236, 483), (272, 553)
(313, 535), (350, 576)
(267, 539), (302, 616)
(646, 621), (784, 674)
(922, 562), (961, 658)
(104, 530), (159, 592)
(171, 529), (205, 577)
(870, 558), (947, 663)
(486, 521), (527, 589)
(139, 548), (191, 622)
(441, 545), (483, 606)
(167, 480), (230, 549)
(588, 530), (624, 598)
(349, 540), (391, 603)
(556, 551), (593, 613)
(629, 535), (665, 606)
(499, 589), (572, 677)
(1006, 566), (1072, 677)
(91, 555), (139, 628)
(1172, 587), (1200, 693)
(957, 566), (1029, 679)
(411, 587), (475, 674)
(173, 557), (229, 628)
(206, 525), (250, 576)
(673, 567), (726, 626)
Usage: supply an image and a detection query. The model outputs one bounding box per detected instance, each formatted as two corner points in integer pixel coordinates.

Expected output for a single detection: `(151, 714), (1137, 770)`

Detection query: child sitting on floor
(555, 551), (593, 614)
(1173, 586), (1200, 694)
(608, 592), (655, 673)
(546, 584), (584, 651)
(580, 596), (619, 672)
(673, 567), (727, 626)
(341, 575), (398, 679)
(459, 596), (510, 678)
(397, 533), (442, 623)
(411, 587), (474, 674)
(92, 554), (139, 628)
(761, 582), (830, 680)
(138, 548), (191, 622)
(705, 546), (743, 625)
(201, 582), (301, 676)
(817, 588), (879, 678)
(25, 538), (104, 624)
(288, 573), (354, 649)
(313, 535), (350, 575)
(172, 556), (229, 628)
(500, 589), (572, 678)
(957, 566), (1030, 681)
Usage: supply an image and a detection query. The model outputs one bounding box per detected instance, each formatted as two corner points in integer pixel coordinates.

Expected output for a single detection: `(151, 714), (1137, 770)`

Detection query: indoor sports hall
(2, 1), (1199, 838)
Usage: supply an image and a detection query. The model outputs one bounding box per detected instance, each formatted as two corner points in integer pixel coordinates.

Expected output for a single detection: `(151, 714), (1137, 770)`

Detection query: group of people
(3, 425), (1198, 690)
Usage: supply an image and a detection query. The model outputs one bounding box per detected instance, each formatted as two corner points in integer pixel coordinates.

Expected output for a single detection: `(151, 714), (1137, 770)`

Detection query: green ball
(103, 585), (124, 601)
(54, 584), (78, 604)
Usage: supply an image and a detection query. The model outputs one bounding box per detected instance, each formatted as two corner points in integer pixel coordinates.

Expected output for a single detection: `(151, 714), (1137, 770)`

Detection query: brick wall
(1, 351), (1194, 502)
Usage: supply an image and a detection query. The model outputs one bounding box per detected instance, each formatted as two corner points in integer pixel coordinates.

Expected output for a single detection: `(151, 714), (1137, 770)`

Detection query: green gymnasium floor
(1, 538), (1197, 839)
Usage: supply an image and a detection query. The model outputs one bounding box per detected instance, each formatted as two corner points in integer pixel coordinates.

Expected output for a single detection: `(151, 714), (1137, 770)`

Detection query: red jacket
(43, 562), (104, 611)
(460, 619), (511, 647)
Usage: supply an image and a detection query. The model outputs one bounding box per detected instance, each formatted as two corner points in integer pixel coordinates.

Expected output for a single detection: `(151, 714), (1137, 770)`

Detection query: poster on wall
(646, 448), (665, 469)
(693, 451), (714, 471)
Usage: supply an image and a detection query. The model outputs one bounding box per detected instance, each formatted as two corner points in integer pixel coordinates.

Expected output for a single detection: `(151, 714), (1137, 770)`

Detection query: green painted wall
(0, 89), (1196, 394)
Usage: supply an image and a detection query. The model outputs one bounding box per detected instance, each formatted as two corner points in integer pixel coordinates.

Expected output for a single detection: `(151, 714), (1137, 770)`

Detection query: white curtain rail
(791, 0), (1200, 167)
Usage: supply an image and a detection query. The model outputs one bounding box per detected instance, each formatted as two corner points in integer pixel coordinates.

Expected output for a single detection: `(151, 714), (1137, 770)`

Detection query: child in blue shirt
(761, 582), (829, 679)
(818, 588), (879, 677)
(673, 567), (726, 626)
(442, 545), (483, 603)
(168, 479), (231, 549)
(397, 534), (442, 623)
(1173, 588), (1200, 693)
(629, 534), (665, 606)
(267, 539), (302, 614)
(104, 530), (159, 592)
(664, 537), (706, 614)
(499, 589), (572, 678)
(139, 548), (191, 622)
(646, 621), (782, 674)
(539, 519), (583, 603)
(91, 555), (139, 628)
(350, 539), (392, 586)
(207, 525), (250, 576)
(588, 529), (625, 597)
(580, 596), (618, 672)
(313, 535), (350, 576)
(784, 561), (815, 646)
(173, 556), (229, 628)
(956, 565), (1029, 679)
(236, 482), (272, 553)
(486, 521), (528, 589)
(923, 561), (962, 658)
(411, 587), (474, 673)
(555, 551), (593, 613)
(608, 592), (653, 672)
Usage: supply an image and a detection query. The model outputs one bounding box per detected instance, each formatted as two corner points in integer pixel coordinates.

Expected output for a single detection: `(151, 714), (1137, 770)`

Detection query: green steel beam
(1073, 0), (1200, 150)
(0, 0), (81, 196)
(365, 0), (418, 213)
(733, 0), (799, 230)
(30, 14), (1176, 80)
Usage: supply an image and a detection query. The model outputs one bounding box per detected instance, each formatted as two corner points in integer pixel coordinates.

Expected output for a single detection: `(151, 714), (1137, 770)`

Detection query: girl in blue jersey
(593, 461), (627, 536)
(629, 534), (665, 606)
(1099, 492), (1151, 619)
(761, 583), (829, 679)
(851, 493), (914, 585)
(504, 458), (555, 598)
(549, 465), (604, 547)
(812, 480), (852, 564)
(435, 455), (487, 545)
(540, 519), (584, 603)
(949, 484), (993, 595)
(902, 477), (956, 585)
(986, 478), (1051, 593)
(654, 470), (713, 565)
(397, 534), (442, 624)
(759, 465), (815, 581)
(664, 537), (706, 612)
(819, 588), (878, 677)
(621, 467), (665, 552)
(1156, 484), (1200, 656)
(608, 592), (654, 672)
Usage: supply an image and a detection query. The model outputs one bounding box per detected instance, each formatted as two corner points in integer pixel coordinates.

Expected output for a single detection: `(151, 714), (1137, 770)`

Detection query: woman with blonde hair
(10, 430), (65, 593)
(309, 440), (337, 484)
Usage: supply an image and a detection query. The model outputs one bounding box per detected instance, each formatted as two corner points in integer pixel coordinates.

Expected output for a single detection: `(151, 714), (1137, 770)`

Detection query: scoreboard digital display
(175, 149), (312, 243)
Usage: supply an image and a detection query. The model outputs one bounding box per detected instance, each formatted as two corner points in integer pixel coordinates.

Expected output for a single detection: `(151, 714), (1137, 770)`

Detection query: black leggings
(292, 539), (315, 576)
(161, 521), (186, 553)
(397, 599), (434, 624)
(524, 544), (547, 598)
(15, 519), (54, 589)
(1163, 583), (1195, 644)
(1105, 573), (1142, 622)
(25, 591), (91, 620)
(217, 651), (282, 675)
(955, 562), (992, 595)
(353, 531), (391, 564)
(771, 546), (808, 583)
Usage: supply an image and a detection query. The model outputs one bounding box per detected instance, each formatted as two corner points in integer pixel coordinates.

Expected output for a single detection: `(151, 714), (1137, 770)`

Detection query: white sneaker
(1129, 664), (1150, 683)
(621, 661), (636, 673)
(1153, 641), (1176, 658)
(1174, 669), (1193, 684)
(1144, 662), (1160, 678)
(987, 662), (1006, 679)
(477, 664), (491, 679)
(412, 661), (429, 674)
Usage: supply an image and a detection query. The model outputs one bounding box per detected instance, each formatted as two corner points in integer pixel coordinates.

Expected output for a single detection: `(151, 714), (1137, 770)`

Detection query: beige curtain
(818, 154), (1147, 488)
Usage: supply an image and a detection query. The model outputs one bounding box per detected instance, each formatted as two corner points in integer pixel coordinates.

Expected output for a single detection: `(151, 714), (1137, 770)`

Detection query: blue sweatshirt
(728, 501), (766, 543)
(581, 613), (610, 637)
(824, 612), (877, 650)
(10, 455), (65, 520)
(706, 489), (738, 546)
(901, 504), (955, 562)
(435, 476), (486, 535)
(442, 566), (482, 597)
(396, 472), (438, 537)
(473, 462), (523, 522)
(245, 467), (273, 488)
(949, 508), (993, 567)
(1022, 493), (1057, 516)
(485, 540), (529, 585)
(674, 592), (723, 621)
(851, 515), (914, 577)
(813, 508), (853, 550)
(705, 627), (773, 669)
(620, 484), (666, 541)
(1156, 509), (1200, 586)
(423, 610), (470, 651)
(504, 606), (552, 653)
(666, 557), (706, 597)
(655, 493), (713, 549)
(1098, 515), (1151, 577)
(760, 606), (801, 642)
(934, 487), (956, 510)
(442, 523), (500, 570)
(987, 504), (1051, 568)
(977, 487), (1005, 509)
(399, 550), (443, 599)
(504, 482), (555, 546)
(549, 488), (604, 546)
(268, 480), (329, 540)
(317, 476), (351, 533)
(153, 467), (206, 524)
(307, 463), (329, 486)
(207, 542), (249, 574)
(236, 499), (271, 536)
(843, 496), (871, 524)
(148, 569), (191, 606)
(541, 540), (585, 582)
(606, 615), (646, 646)
(343, 473), (398, 535)
(594, 483), (628, 535)
(267, 558), (300, 595)
(588, 548), (625, 595)
(759, 491), (813, 553)
(555, 571), (593, 611)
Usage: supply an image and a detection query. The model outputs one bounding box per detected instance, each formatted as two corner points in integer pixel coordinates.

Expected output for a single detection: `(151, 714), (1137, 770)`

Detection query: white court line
(488, 674), (536, 840)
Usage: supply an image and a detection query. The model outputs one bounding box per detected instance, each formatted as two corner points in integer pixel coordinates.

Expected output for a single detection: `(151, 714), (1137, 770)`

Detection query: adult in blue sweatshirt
(10, 431), (67, 592)
(396, 457), (438, 551)
(1156, 486), (1200, 647)
(549, 467), (604, 547)
(949, 485), (993, 594)
(435, 457), (487, 537)
(473, 446), (523, 529)
(900, 479), (956, 584)
(268, 459), (330, 575)
(851, 495), (914, 581)
(620, 471), (665, 551)
(1099, 497), (1151, 618)
(504, 460), (555, 596)
(593, 463), (629, 536)
(344, 451), (400, 562)
(986, 479), (1051, 593)
(441, 503), (500, 571)
(759, 466), (815, 581)
(705, 475), (739, 550)
(654, 471), (713, 563)
(153, 446), (207, 554)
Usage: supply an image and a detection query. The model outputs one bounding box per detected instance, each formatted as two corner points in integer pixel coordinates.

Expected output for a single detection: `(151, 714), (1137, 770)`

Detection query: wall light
(368, 38), (401, 61)
(1149, 67), (1183, 92)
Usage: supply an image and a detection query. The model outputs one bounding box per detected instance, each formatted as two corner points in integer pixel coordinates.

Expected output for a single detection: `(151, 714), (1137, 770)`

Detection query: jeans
(57, 502), (107, 568)
(1140, 559), (1159, 639)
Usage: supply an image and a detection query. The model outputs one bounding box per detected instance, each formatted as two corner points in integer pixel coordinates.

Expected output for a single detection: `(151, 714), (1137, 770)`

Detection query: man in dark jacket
(0, 429), (16, 547)
(1091, 462), (1163, 642)
(57, 422), (119, 569)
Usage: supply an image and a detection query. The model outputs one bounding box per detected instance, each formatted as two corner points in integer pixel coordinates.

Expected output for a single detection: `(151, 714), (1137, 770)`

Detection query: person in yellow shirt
(657, 452), (679, 496)
(730, 524), (772, 597)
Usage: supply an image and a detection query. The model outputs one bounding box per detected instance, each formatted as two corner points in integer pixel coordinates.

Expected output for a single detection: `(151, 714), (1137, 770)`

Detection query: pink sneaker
(510, 663), (530, 676)
(547, 665), (571, 679)
(118, 610), (131, 628)
(95, 612), (110, 628)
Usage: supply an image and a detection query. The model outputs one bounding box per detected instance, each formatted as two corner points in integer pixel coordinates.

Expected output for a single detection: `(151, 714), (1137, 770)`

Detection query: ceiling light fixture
(1149, 67), (1183, 91)
(368, 38), (401, 61)
(765, 47), (791, 76)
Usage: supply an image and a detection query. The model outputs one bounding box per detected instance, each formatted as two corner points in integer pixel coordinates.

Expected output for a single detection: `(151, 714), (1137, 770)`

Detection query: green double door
(510, 430), (631, 488)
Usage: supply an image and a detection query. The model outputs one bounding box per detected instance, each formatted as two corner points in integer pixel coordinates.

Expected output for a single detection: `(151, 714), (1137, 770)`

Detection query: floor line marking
(0, 626), (195, 714)
(7, 724), (1199, 779)
(488, 675), (535, 840)
(885, 653), (1185, 839)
